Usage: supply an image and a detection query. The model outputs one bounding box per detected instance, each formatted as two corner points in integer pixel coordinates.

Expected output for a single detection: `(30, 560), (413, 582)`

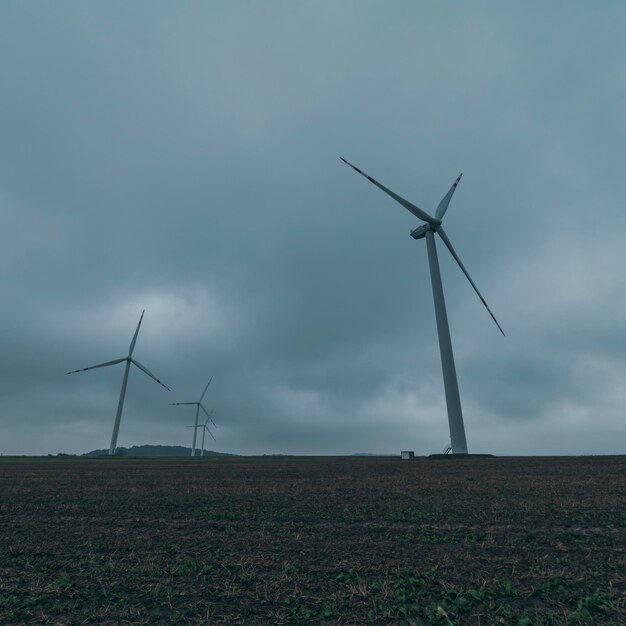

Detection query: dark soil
(1, 455), (624, 624)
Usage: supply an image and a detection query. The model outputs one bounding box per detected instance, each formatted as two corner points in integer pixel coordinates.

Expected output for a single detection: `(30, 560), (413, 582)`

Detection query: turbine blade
(199, 376), (213, 402)
(169, 402), (197, 406)
(437, 227), (505, 336)
(131, 358), (171, 390)
(67, 357), (126, 374)
(200, 404), (216, 428)
(435, 173), (463, 220)
(340, 157), (438, 225)
(204, 424), (216, 441)
(128, 310), (145, 357)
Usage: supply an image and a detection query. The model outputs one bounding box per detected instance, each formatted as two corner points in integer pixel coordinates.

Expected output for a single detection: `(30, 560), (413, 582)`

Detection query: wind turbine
(200, 409), (216, 456)
(170, 377), (213, 457)
(67, 310), (170, 455)
(340, 158), (504, 454)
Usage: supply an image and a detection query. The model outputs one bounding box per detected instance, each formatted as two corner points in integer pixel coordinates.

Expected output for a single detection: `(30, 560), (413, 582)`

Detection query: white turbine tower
(170, 377), (213, 457)
(340, 158), (504, 454)
(67, 310), (170, 455)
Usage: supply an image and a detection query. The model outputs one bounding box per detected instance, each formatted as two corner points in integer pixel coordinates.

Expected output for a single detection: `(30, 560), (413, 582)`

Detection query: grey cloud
(1, 2), (626, 455)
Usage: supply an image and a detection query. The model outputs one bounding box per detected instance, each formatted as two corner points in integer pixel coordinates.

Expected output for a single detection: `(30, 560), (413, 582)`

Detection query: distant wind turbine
(171, 377), (213, 457)
(67, 310), (170, 455)
(187, 408), (216, 457)
(340, 158), (504, 454)
(200, 409), (216, 456)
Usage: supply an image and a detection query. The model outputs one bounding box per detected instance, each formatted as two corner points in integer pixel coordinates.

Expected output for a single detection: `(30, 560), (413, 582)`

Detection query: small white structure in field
(401, 451), (415, 460)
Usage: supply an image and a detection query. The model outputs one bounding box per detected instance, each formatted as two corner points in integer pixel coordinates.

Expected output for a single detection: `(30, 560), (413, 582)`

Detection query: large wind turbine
(340, 158), (504, 454)
(67, 310), (171, 455)
(170, 377), (213, 457)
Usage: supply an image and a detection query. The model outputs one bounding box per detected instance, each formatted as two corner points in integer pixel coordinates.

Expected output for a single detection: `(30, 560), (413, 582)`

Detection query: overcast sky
(1, 2), (625, 456)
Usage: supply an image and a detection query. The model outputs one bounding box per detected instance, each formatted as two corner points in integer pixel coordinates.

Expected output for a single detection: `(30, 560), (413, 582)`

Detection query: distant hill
(351, 453), (388, 457)
(82, 444), (236, 457)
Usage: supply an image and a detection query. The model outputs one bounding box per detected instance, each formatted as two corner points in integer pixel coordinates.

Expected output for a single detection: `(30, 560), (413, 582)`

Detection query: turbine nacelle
(410, 224), (431, 240)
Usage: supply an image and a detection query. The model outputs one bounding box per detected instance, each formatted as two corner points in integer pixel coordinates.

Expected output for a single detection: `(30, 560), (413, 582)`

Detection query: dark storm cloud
(1, 2), (626, 455)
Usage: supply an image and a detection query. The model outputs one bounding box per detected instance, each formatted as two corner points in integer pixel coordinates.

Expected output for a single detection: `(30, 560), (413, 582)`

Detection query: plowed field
(1, 456), (624, 624)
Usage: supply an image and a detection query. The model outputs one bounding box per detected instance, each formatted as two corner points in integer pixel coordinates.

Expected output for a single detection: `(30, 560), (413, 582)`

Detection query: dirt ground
(0, 455), (624, 624)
